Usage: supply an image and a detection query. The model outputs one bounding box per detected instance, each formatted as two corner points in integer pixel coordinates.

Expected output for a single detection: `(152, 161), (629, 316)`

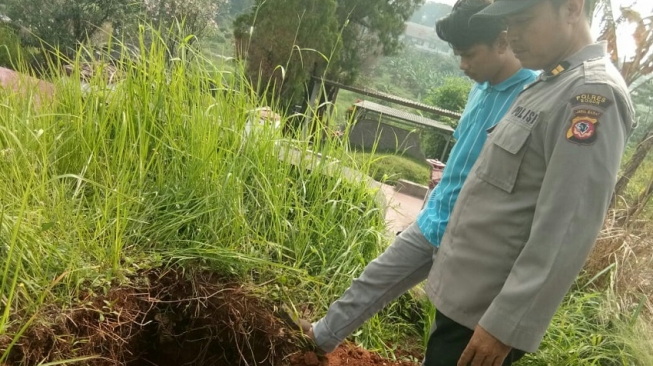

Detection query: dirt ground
(289, 344), (419, 366)
(1, 267), (420, 366)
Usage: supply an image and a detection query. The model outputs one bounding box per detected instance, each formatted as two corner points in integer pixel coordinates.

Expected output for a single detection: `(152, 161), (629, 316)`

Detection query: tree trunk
(311, 83), (338, 139)
(614, 122), (653, 198)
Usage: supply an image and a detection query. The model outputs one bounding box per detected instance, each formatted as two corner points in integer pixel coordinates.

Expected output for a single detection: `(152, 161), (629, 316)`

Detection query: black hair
(435, 0), (507, 51)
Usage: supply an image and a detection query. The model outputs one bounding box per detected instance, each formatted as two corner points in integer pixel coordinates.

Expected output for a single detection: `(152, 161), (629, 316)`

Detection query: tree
(594, 2), (653, 207)
(234, 0), (339, 107)
(228, 0), (254, 16)
(423, 77), (470, 114)
(3, 0), (135, 55)
(595, 3), (653, 87)
(235, 0), (424, 109)
(364, 48), (460, 100)
(410, 2), (453, 28)
(2, 0), (225, 60)
(329, 0), (423, 84)
(142, 0), (226, 37)
(421, 77), (471, 161)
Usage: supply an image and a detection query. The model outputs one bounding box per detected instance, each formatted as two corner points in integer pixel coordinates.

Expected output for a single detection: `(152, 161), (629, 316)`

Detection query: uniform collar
(478, 68), (537, 92)
(540, 41), (608, 81)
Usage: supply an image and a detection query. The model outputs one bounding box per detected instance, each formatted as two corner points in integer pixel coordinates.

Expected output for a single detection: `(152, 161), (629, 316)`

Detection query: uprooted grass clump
(2, 267), (305, 365)
(0, 28), (414, 363)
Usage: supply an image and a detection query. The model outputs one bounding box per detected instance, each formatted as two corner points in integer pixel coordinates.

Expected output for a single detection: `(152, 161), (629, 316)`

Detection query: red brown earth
(1, 267), (420, 366)
(289, 344), (420, 366)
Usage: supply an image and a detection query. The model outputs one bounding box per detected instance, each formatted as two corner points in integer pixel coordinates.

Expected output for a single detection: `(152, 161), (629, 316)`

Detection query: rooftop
(314, 77), (462, 120)
(353, 100), (454, 135)
(404, 22), (440, 42)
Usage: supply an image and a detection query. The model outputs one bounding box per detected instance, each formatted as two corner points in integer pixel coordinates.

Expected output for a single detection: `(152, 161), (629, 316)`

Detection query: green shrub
(516, 289), (653, 366)
(421, 77), (471, 161)
(0, 26), (22, 68)
(354, 152), (431, 186)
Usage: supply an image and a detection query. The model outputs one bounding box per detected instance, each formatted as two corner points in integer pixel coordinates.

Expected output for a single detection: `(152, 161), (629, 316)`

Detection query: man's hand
(457, 325), (512, 366)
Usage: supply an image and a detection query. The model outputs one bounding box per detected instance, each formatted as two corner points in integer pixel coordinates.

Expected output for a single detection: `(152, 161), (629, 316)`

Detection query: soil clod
(2, 267), (419, 366)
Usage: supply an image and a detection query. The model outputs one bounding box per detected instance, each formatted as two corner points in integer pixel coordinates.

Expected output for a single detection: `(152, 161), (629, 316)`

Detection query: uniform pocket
(475, 121), (531, 193)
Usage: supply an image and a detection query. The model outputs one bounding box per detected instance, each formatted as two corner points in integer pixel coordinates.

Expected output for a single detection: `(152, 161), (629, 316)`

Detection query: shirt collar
(478, 68), (537, 92)
(540, 41), (608, 80)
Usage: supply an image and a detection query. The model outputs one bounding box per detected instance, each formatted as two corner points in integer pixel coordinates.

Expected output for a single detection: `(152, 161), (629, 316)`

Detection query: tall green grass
(516, 284), (653, 366)
(0, 29), (397, 360)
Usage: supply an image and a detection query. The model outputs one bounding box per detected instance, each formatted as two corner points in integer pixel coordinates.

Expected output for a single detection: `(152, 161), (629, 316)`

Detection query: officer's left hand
(457, 325), (512, 366)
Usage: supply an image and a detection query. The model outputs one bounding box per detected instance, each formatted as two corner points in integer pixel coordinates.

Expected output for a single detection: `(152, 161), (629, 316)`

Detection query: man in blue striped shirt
(301, 0), (538, 358)
(416, 68), (536, 249)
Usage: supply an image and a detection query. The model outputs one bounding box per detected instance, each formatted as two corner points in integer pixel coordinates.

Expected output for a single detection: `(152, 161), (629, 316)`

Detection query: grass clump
(0, 28), (396, 363)
(352, 151), (431, 186)
(517, 286), (653, 366)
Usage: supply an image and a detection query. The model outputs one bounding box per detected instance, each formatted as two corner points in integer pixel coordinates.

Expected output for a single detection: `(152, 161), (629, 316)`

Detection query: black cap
(471, 0), (542, 20)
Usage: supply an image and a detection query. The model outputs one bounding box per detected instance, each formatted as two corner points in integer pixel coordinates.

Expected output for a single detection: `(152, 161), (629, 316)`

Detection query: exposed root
(1, 267), (419, 366)
(2, 267), (298, 366)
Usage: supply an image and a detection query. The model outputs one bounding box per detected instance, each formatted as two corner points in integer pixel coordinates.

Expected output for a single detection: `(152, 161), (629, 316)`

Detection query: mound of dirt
(289, 343), (420, 366)
(2, 267), (420, 366)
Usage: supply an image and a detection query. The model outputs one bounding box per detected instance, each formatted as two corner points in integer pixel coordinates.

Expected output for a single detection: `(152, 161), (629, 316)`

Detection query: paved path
(380, 184), (426, 235)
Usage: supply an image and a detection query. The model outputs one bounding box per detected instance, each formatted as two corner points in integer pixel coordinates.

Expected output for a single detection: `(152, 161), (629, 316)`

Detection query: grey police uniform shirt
(425, 41), (635, 353)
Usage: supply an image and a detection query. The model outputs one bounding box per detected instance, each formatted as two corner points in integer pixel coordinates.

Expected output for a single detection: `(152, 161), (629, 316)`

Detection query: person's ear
(564, 0), (585, 23)
(494, 31), (509, 54)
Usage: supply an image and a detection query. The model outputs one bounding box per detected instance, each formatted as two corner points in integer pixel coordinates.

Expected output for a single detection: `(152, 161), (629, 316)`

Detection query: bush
(421, 77), (472, 161)
(0, 26), (22, 68)
(354, 152), (431, 186)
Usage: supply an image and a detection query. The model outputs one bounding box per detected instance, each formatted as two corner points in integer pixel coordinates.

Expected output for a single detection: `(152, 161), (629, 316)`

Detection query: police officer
(299, 0), (539, 356)
(422, 0), (636, 365)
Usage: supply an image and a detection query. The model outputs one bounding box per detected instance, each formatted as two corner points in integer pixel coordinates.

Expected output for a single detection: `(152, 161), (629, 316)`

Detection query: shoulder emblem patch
(570, 93), (613, 110)
(567, 110), (602, 145)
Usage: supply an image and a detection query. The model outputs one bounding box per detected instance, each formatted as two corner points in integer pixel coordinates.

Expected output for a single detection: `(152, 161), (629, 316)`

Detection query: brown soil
(289, 343), (420, 366)
(1, 267), (420, 366)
